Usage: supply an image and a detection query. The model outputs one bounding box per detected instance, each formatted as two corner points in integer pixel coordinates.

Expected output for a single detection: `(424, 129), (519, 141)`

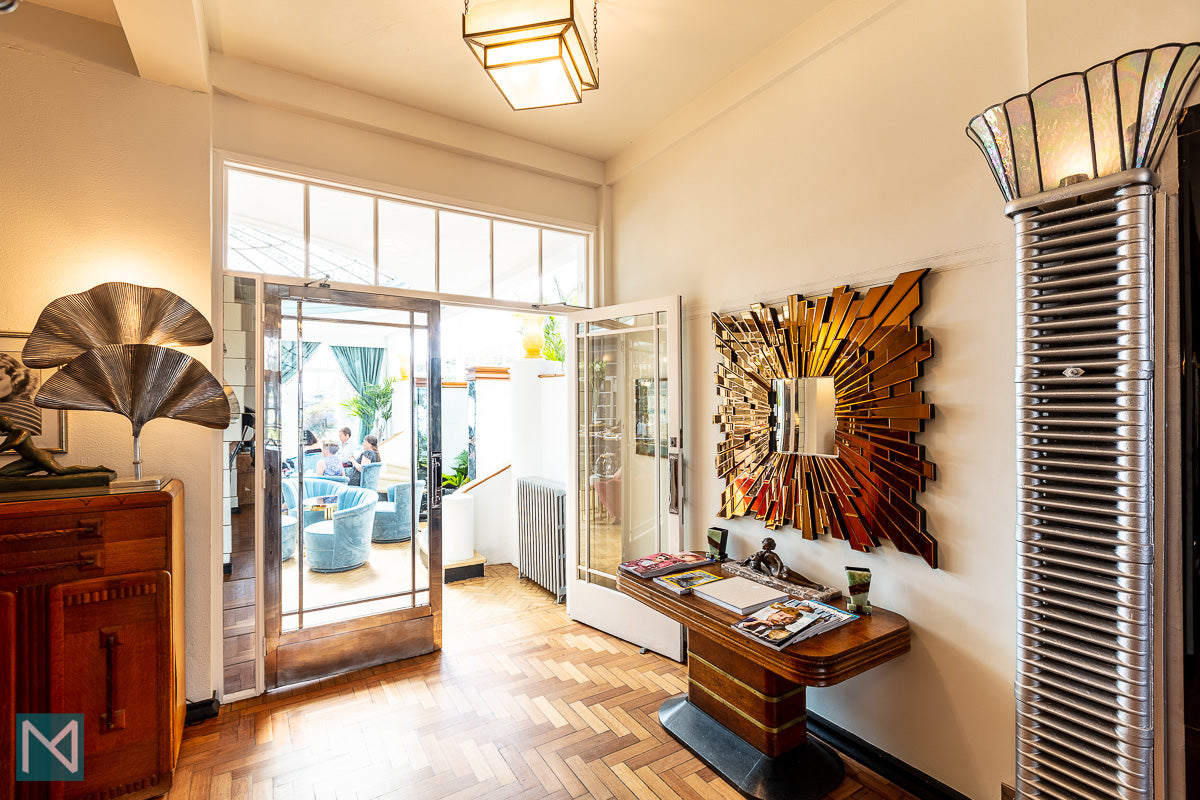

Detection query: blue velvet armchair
(299, 477), (349, 526)
(372, 480), (425, 543)
(280, 480), (299, 561)
(304, 486), (378, 572)
(355, 460), (382, 490)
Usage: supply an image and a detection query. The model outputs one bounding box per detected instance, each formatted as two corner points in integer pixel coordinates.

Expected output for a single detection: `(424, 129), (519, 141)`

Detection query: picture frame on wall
(0, 331), (68, 455)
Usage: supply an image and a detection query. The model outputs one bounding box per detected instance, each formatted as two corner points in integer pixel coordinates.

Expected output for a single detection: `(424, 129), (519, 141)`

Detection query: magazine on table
(731, 600), (825, 650)
(653, 569), (724, 595)
(732, 598), (858, 650)
(617, 551), (714, 578)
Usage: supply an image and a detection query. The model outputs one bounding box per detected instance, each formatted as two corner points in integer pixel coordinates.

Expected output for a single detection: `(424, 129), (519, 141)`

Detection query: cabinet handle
(100, 628), (126, 732)
(0, 519), (104, 543)
(0, 553), (100, 576)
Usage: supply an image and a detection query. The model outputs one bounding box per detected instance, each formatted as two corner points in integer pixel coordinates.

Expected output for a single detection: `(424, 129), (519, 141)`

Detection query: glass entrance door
(263, 284), (441, 687)
(566, 297), (684, 660)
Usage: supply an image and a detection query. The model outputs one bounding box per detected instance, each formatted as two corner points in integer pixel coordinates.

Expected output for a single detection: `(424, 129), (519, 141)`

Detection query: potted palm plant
(342, 377), (397, 441)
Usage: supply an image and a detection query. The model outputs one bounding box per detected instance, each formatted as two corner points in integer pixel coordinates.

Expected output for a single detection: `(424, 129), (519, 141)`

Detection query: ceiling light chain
(593, 1), (599, 69)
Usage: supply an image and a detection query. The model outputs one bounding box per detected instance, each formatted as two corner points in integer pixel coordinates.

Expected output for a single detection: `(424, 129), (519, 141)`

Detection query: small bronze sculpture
(739, 536), (826, 591)
(0, 416), (114, 489)
(741, 537), (788, 578)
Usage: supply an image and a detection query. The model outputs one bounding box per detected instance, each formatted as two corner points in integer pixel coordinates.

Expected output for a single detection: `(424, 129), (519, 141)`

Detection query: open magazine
(731, 598), (857, 651)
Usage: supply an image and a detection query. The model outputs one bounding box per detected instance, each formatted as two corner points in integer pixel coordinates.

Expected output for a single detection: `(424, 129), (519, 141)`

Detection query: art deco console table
(618, 566), (909, 800)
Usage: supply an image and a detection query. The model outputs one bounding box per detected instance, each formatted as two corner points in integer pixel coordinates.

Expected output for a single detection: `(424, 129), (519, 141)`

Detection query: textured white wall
(0, 7), (218, 700)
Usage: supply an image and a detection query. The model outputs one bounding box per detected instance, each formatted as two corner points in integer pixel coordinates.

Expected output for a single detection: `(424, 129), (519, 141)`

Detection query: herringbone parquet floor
(181, 564), (919, 800)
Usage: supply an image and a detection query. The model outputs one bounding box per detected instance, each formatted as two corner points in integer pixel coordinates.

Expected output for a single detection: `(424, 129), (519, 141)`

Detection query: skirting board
(806, 712), (971, 800)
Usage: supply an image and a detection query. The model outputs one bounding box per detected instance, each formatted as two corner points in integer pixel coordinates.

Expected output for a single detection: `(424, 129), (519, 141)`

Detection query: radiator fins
(516, 477), (567, 603)
(1013, 176), (1155, 800)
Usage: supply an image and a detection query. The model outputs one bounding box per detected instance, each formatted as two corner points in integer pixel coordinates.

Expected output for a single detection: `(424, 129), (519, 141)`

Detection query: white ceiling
(25, 0), (837, 163)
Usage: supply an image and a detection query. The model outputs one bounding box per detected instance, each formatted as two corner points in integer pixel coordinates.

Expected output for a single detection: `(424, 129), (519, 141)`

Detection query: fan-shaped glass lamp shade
(966, 43), (1200, 202)
(464, 0), (597, 110)
(22, 282), (214, 368)
(35, 344), (231, 438)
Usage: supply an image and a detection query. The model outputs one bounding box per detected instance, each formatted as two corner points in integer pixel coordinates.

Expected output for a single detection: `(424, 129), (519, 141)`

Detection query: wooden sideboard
(618, 565), (910, 800)
(0, 480), (185, 800)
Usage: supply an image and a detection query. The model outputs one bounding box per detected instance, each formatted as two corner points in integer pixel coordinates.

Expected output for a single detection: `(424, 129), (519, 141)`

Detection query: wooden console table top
(618, 565), (910, 686)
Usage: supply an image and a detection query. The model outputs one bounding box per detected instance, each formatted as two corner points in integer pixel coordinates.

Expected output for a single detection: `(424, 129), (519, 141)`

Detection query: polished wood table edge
(0, 478), (184, 515)
(617, 570), (910, 687)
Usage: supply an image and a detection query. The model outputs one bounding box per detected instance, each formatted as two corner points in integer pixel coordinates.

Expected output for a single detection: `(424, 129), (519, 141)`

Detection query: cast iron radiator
(516, 477), (566, 603)
(1011, 170), (1156, 800)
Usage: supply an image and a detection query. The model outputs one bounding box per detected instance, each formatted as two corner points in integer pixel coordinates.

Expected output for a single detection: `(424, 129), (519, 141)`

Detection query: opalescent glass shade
(966, 43), (1200, 202)
(464, 0), (597, 110)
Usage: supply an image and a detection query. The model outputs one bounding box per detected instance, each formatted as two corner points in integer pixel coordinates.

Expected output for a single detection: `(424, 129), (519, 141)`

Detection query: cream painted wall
(213, 95), (598, 230)
(610, 1), (1027, 798)
(1026, 0), (1200, 87)
(0, 7), (218, 700)
(609, 1), (1200, 796)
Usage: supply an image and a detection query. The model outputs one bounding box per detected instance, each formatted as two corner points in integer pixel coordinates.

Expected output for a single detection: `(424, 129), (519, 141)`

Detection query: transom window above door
(223, 163), (591, 307)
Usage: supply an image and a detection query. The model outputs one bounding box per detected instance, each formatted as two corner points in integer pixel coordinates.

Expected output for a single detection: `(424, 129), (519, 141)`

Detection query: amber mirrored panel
(713, 269), (938, 568)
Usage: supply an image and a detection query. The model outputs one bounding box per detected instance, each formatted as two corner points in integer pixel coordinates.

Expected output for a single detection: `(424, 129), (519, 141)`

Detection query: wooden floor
(188, 564), (918, 800)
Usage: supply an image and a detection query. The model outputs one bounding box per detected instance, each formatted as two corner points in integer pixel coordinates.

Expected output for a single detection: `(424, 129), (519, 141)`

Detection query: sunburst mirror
(713, 268), (939, 568)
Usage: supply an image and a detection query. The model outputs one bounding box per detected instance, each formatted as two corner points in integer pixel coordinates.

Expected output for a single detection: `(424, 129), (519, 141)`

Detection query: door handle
(429, 453), (442, 510)
(668, 452), (681, 515)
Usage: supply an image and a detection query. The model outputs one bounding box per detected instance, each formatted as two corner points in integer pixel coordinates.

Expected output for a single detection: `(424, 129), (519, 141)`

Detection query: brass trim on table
(688, 680), (808, 734)
(688, 651), (806, 703)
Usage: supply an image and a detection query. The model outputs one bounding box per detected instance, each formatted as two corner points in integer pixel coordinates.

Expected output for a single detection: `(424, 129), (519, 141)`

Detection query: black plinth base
(658, 695), (844, 800)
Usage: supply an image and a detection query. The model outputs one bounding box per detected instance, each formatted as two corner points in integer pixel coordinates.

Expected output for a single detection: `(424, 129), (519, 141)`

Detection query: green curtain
(330, 346), (385, 440)
(281, 341), (320, 384)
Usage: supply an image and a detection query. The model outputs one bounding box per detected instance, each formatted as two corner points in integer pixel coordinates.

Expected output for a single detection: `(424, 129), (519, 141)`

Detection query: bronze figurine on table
(740, 537), (829, 593)
(0, 416), (114, 490)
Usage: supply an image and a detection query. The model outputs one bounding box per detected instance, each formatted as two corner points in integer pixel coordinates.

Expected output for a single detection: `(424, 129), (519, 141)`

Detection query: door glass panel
(414, 324), (431, 594)
(589, 314), (653, 331)
(309, 187), (375, 284)
(280, 299), (430, 632)
(578, 321), (668, 591)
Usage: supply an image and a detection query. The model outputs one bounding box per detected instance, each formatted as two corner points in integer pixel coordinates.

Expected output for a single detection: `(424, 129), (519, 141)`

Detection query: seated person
(335, 426), (358, 463)
(346, 435), (379, 486)
(315, 442), (344, 478)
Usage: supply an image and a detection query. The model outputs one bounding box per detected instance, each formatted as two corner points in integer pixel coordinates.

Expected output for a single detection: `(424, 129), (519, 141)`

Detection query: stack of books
(730, 598), (858, 650)
(691, 576), (788, 615)
(617, 551), (714, 578)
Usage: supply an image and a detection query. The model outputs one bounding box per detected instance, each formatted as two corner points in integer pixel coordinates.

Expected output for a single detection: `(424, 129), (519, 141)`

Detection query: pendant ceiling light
(463, 0), (598, 110)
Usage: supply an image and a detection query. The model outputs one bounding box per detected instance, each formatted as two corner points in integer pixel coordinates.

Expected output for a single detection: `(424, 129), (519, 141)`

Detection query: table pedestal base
(659, 695), (844, 800)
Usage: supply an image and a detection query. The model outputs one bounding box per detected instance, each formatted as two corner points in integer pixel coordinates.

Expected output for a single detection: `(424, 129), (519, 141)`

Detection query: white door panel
(566, 296), (684, 661)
